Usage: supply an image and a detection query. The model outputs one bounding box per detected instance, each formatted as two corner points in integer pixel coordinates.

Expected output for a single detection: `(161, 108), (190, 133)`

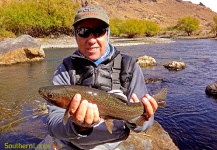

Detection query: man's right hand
(69, 94), (100, 128)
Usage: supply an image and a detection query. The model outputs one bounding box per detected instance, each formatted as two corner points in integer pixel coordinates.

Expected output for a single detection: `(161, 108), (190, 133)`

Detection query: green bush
(144, 20), (160, 37)
(211, 16), (217, 37)
(164, 25), (177, 31)
(121, 19), (146, 38)
(0, 28), (16, 41)
(110, 19), (160, 38)
(0, 0), (79, 37)
(110, 18), (124, 36)
(176, 16), (200, 36)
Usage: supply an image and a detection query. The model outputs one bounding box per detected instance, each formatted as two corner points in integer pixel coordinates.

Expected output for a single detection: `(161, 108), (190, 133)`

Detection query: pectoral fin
(104, 119), (114, 134)
(63, 108), (69, 125)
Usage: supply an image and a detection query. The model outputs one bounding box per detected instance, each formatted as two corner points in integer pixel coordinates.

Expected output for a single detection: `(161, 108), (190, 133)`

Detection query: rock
(119, 121), (179, 150)
(0, 35), (45, 65)
(163, 61), (186, 71)
(136, 55), (157, 67)
(205, 81), (217, 95)
(145, 78), (163, 83)
(199, 2), (205, 7)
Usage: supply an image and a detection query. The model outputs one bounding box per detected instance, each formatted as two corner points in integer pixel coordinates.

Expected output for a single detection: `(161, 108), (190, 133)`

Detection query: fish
(38, 85), (167, 133)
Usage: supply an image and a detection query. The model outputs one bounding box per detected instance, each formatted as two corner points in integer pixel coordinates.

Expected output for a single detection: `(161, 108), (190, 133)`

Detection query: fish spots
(87, 91), (98, 96)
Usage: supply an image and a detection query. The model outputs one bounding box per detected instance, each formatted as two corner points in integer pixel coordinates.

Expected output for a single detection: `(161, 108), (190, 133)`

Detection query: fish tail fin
(153, 88), (168, 108)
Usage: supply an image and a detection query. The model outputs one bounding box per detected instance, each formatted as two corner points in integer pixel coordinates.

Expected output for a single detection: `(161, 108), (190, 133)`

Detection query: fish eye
(47, 93), (53, 98)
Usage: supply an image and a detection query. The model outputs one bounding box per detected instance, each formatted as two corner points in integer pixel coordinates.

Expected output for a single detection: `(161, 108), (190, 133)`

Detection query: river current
(0, 39), (217, 149)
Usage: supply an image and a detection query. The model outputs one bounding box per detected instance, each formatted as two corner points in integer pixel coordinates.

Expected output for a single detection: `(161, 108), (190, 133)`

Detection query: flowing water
(0, 39), (217, 149)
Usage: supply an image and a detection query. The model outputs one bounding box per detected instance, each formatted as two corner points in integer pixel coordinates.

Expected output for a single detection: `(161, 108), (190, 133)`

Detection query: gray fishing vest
(63, 51), (136, 95)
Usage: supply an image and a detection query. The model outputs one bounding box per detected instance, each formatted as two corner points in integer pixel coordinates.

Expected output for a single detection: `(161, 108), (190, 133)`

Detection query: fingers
(145, 94), (158, 112)
(69, 93), (81, 114)
(141, 94), (158, 121)
(130, 93), (140, 103)
(69, 94), (100, 127)
(76, 100), (88, 123)
(130, 93), (158, 121)
(92, 104), (100, 123)
(84, 103), (100, 125)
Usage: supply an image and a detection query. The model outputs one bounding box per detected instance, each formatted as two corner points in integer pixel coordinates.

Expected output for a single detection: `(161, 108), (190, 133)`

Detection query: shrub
(0, 0), (79, 37)
(121, 19), (146, 38)
(110, 18), (124, 36)
(211, 16), (217, 37)
(176, 16), (200, 36)
(0, 28), (16, 41)
(144, 20), (160, 37)
(164, 25), (177, 31)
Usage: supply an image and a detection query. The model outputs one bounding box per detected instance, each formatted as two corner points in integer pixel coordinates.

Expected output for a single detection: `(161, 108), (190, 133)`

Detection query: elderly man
(37, 5), (158, 150)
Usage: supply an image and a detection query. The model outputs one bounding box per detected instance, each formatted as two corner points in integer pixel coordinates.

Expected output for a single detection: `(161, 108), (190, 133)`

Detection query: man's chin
(87, 55), (100, 61)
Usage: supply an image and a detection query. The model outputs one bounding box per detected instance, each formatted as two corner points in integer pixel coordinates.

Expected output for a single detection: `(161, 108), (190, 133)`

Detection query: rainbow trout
(38, 85), (167, 133)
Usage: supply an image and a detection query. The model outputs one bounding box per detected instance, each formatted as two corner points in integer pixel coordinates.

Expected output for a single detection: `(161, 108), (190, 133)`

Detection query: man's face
(75, 19), (108, 61)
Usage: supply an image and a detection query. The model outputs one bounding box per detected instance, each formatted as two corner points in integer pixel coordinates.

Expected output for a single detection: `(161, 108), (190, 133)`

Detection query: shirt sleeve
(47, 63), (93, 141)
(125, 62), (154, 132)
(52, 63), (71, 85)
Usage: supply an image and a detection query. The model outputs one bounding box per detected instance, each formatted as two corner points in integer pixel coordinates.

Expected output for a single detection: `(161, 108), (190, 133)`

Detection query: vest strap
(112, 54), (122, 90)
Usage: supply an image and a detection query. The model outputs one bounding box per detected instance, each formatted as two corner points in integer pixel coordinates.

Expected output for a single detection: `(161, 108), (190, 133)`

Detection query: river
(0, 39), (217, 150)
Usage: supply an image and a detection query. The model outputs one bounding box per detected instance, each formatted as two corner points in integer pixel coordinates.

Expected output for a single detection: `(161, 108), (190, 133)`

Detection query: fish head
(38, 86), (71, 109)
(38, 86), (57, 102)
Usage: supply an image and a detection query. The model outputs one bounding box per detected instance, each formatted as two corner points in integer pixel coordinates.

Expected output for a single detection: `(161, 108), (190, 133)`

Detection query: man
(37, 5), (158, 150)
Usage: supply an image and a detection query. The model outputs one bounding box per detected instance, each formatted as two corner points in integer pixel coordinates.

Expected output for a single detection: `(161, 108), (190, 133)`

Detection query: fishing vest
(62, 51), (136, 95)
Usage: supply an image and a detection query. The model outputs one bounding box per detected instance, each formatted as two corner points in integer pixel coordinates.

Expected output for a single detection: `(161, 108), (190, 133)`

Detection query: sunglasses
(76, 27), (108, 38)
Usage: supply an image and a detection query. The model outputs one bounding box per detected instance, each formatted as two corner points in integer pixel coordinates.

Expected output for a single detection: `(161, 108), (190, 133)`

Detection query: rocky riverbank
(35, 35), (175, 49)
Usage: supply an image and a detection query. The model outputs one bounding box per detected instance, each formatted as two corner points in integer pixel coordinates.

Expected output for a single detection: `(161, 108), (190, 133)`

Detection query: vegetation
(0, 0), (213, 39)
(211, 16), (217, 37)
(176, 16), (200, 36)
(144, 20), (160, 37)
(110, 18), (124, 36)
(121, 19), (146, 38)
(0, 27), (16, 41)
(110, 19), (159, 38)
(0, 0), (79, 37)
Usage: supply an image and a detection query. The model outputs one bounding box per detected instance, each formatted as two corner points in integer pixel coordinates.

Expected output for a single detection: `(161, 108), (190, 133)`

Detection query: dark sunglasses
(76, 27), (108, 38)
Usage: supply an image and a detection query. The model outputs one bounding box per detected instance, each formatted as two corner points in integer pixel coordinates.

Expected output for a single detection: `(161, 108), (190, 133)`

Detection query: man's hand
(130, 93), (158, 120)
(69, 94), (100, 129)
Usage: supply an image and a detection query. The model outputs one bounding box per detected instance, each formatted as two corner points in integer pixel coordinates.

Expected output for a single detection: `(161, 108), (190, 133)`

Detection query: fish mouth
(40, 95), (49, 102)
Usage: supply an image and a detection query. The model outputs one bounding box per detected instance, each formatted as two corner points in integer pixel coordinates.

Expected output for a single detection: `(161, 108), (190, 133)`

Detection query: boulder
(119, 121), (179, 150)
(163, 61), (186, 71)
(0, 35), (45, 65)
(205, 81), (217, 95)
(136, 55), (157, 67)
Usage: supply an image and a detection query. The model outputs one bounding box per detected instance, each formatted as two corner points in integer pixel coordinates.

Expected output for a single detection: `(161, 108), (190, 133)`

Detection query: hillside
(1, 0), (217, 30)
(88, 0), (217, 30)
